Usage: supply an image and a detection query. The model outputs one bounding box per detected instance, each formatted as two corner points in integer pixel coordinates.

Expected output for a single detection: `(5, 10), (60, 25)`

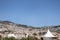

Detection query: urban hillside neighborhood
(0, 21), (60, 40)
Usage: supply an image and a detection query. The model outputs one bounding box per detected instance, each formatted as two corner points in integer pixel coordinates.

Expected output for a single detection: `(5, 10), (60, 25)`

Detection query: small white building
(8, 33), (25, 39)
(41, 29), (57, 40)
(8, 34), (16, 38)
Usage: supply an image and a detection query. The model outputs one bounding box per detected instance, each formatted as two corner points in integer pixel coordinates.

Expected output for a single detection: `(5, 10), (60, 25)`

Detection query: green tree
(0, 35), (2, 40)
(20, 37), (26, 40)
(4, 37), (9, 40)
(8, 37), (16, 40)
(20, 36), (39, 40)
(33, 33), (37, 37)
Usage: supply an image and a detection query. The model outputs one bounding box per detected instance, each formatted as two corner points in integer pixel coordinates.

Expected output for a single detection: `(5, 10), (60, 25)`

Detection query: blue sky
(0, 0), (60, 27)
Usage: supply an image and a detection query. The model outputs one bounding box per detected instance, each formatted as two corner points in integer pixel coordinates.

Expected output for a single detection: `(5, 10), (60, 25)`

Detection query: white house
(8, 34), (16, 38)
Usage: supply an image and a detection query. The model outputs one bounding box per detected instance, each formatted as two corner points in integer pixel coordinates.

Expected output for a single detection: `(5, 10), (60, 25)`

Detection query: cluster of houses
(0, 29), (60, 40)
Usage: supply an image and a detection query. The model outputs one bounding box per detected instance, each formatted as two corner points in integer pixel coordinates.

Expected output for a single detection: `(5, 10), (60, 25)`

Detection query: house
(8, 33), (16, 38)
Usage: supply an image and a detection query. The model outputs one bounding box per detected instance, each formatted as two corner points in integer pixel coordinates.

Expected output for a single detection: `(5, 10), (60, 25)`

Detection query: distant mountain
(0, 21), (60, 34)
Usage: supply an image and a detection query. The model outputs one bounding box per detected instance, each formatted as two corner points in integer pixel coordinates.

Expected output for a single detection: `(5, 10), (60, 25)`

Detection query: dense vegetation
(0, 35), (40, 40)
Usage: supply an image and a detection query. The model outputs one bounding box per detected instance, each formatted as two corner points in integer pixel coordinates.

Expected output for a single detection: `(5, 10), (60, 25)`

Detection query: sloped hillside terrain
(0, 21), (60, 35)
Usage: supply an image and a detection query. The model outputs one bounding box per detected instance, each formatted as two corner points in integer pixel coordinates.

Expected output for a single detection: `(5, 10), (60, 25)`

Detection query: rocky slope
(0, 21), (60, 35)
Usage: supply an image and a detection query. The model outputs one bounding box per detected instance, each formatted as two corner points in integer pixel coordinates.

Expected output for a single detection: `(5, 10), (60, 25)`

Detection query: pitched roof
(43, 29), (55, 37)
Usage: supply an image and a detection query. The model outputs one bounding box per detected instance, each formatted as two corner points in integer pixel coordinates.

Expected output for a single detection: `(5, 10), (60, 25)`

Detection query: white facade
(43, 29), (55, 37)
(8, 33), (26, 39)
(8, 34), (16, 38)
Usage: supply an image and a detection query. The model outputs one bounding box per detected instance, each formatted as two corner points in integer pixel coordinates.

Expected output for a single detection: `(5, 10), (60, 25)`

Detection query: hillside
(0, 21), (60, 35)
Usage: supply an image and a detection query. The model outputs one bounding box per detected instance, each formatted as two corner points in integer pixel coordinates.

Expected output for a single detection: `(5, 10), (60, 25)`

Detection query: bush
(8, 37), (16, 40)
(20, 36), (39, 40)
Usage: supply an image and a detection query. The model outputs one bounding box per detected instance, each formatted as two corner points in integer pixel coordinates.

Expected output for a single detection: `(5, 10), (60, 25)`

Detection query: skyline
(0, 0), (60, 27)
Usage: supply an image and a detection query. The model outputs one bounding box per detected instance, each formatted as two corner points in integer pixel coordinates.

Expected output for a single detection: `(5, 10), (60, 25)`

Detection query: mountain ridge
(0, 20), (60, 34)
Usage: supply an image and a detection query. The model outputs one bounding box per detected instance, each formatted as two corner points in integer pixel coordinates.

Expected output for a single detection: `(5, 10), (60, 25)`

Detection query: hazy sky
(0, 0), (60, 27)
